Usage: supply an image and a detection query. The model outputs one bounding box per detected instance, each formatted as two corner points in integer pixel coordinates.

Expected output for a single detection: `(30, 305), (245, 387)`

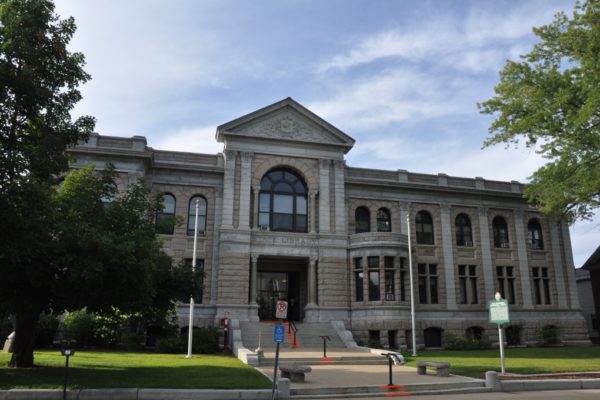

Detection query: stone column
(333, 160), (346, 234)
(221, 150), (237, 229)
(238, 152), (253, 230)
(318, 159), (331, 233)
(440, 204), (457, 310)
(210, 186), (223, 305)
(478, 207), (495, 301)
(308, 257), (318, 306)
(514, 210), (533, 308)
(549, 221), (568, 308)
(309, 191), (317, 234)
(250, 254), (259, 305)
(560, 221), (581, 309)
(252, 185), (260, 229)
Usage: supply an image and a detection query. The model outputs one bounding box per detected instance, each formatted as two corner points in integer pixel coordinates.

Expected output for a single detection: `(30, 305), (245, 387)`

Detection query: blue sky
(54, 0), (598, 267)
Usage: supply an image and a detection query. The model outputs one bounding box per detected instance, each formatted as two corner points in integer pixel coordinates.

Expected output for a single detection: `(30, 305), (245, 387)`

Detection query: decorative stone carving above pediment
(231, 110), (341, 145)
(216, 97), (355, 153)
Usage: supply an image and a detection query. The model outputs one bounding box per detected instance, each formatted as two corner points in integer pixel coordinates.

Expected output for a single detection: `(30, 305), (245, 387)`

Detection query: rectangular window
(418, 263), (438, 304)
(354, 257), (363, 302)
(497, 266), (516, 304)
(533, 267), (551, 305)
(369, 271), (380, 301)
(399, 258), (406, 301)
(385, 270), (395, 301)
(368, 256), (379, 268)
(384, 256), (395, 268)
(458, 265), (478, 304)
(355, 271), (364, 301)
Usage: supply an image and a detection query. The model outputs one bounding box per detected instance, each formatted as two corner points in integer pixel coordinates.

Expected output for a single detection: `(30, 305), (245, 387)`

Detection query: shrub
(34, 312), (59, 348)
(536, 325), (561, 346)
(64, 309), (95, 347)
(444, 333), (491, 350)
(93, 313), (124, 348)
(121, 332), (144, 351)
(192, 326), (220, 354)
(155, 336), (184, 353)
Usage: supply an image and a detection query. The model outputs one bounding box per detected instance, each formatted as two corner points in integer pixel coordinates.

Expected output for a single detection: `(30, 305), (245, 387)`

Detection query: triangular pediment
(216, 98), (355, 152)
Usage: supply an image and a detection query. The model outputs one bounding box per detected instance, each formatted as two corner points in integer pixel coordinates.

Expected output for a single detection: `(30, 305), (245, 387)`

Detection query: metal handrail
(288, 319), (298, 347)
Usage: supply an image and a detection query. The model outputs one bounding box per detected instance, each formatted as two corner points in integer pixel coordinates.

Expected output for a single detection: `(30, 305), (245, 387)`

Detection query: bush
(34, 312), (59, 348)
(537, 325), (561, 346)
(444, 333), (491, 350)
(192, 326), (220, 354)
(155, 336), (184, 353)
(121, 332), (144, 351)
(93, 313), (124, 348)
(64, 309), (95, 347)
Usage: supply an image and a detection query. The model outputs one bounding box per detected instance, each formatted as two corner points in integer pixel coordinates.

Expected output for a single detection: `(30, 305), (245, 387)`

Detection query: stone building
(69, 98), (589, 348)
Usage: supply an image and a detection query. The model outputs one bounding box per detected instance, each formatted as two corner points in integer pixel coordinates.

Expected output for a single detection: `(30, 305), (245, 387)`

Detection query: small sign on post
(275, 300), (288, 320)
(489, 292), (510, 374)
(273, 324), (286, 343)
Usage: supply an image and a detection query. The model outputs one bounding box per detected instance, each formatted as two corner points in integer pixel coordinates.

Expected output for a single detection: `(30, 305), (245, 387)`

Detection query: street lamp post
(186, 199), (200, 358)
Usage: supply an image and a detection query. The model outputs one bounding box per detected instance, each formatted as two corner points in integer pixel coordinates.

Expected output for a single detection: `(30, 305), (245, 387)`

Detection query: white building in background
(69, 98), (589, 348)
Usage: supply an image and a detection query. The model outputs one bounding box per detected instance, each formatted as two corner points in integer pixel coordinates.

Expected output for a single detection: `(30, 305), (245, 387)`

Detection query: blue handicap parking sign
(273, 324), (286, 343)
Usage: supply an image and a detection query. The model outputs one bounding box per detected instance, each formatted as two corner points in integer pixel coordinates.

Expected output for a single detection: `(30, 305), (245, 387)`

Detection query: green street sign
(489, 299), (510, 324)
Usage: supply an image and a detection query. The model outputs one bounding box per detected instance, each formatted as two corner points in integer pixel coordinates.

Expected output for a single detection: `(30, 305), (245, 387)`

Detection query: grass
(0, 350), (271, 390)
(404, 346), (600, 378)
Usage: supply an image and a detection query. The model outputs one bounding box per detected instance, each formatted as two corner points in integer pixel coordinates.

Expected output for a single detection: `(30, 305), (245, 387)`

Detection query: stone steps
(240, 321), (346, 349)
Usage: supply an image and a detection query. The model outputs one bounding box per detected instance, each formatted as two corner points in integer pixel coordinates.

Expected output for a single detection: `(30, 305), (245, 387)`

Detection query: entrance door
(257, 271), (300, 321)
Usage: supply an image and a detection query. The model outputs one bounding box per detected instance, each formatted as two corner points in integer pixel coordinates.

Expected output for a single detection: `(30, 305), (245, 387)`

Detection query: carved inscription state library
(70, 98), (589, 348)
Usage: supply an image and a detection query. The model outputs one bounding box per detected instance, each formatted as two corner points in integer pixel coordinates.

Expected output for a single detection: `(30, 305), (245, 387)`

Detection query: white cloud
(571, 219), (600, 268)
(317, 1), (563, 74)
(309, 68), (476, 130)
(153, 126), (223, 155)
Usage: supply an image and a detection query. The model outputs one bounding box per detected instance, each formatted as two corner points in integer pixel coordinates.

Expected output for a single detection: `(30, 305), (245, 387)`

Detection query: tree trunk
(9, 309), (39, 368)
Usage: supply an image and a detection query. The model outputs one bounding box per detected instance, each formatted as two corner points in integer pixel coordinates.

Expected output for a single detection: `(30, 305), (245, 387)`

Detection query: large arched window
(156, 193), (176, 234)
(492, 216), (509, 248)
(455, 213), (473, 246)
(377, 208), (391, 232)
(187, 195), (207, 236)
(415, 211), (434, 244)
(259, 169), (307, 232)
(527, 219), (544, 249)
(355, 206), (370, 233)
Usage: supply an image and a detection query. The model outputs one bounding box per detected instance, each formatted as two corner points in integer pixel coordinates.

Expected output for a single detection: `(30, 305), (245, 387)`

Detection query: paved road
(313, 389), (600, 400)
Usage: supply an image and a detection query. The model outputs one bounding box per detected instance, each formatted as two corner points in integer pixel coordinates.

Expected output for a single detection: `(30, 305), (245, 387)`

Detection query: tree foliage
(0, 1), (192, 368)
(479, 0), (600, 223)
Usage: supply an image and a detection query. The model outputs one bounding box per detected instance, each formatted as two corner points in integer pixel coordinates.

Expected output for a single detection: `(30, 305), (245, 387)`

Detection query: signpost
(272, 300), (288, 400)
(60, 340), (76, 400)
(489, 292), (510, 374)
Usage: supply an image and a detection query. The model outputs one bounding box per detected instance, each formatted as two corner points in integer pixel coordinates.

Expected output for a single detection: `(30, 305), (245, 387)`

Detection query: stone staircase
(240, 321), (346, 350)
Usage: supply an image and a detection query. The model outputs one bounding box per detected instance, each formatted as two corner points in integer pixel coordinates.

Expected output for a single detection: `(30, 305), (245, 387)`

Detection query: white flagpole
(406, 212), (417, 357)
(186, 199), (200, 358)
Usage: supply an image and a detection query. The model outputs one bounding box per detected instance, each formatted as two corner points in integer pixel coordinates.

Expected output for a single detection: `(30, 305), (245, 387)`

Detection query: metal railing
(287, 319), (298, 347)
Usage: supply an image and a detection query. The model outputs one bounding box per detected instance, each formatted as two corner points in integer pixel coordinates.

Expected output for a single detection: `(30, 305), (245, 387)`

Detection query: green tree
(479, 0), (600, 223)
(0, 0), (94, 367)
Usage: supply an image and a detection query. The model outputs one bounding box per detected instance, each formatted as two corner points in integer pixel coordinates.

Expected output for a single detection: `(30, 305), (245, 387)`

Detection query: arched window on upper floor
(355, 206), (370, 233)
(528, 218), (544, 249)
(492, 216), (509, 248)
(156, 193), (176, 234)
(258, 169), (307, 232)
(415, 210), (434, 244)
(187, 195), (207, 236)
(455, 213), (473, 246)
(377, 208), (391, 232)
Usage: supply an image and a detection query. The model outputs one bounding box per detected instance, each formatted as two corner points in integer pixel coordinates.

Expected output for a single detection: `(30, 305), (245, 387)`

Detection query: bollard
(61, 340), (76, 400)
(277, 377), (291, 400)
(381, 353), (395, 386)
(485, 370), (499, 391)
(319, 335), (330, 358)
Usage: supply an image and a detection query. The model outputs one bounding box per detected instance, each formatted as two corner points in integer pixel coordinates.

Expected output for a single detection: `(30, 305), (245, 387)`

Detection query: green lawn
(405, 346), (600, 378)
(0, 350), (271, 389)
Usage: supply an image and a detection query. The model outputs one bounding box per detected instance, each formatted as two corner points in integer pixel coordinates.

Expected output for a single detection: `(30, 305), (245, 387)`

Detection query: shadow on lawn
(0, 364), (271, 390)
